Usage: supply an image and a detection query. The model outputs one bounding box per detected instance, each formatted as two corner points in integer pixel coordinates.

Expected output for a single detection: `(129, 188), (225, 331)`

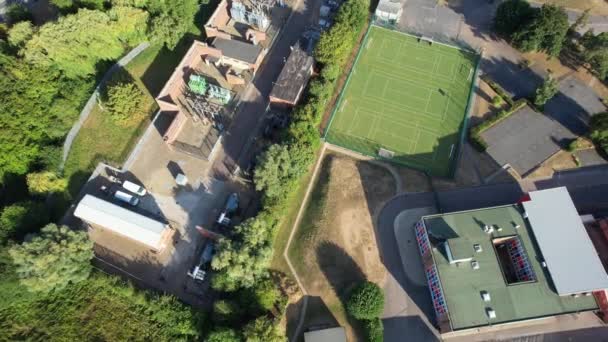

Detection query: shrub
(491, 95), (504, 107)
(346, 281), (385, 320)
(363, 318), (384, 342)
(104, 81), (143, 123)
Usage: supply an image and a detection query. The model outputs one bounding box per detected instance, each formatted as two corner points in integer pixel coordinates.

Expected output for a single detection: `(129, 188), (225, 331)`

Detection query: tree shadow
(316, 241), (366, 301)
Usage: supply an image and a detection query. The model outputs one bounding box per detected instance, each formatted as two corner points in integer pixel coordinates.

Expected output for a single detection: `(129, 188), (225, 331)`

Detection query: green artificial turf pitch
(325, 25), (478, 177)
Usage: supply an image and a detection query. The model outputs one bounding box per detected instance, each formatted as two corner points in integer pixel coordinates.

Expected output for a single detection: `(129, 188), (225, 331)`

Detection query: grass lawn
(325, 25), (478, 177)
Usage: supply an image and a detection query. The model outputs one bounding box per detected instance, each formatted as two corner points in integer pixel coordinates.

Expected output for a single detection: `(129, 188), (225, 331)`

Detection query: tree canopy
(534, 76), (559, 107)
(494, 2), (569, 57)
(8, 224), (94, 292)
(207, 327), (242, 342)
(512, 5), (569, 56)
(0, 201), (49, 244)
(346, 281), (385, 320)
(242, 317), (285, 342)
(590, 112), (608, 155)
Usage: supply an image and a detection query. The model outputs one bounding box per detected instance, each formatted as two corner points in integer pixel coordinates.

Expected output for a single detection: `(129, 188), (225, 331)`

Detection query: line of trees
(208, 0), (369, 338)
(494, 0), (569, 57)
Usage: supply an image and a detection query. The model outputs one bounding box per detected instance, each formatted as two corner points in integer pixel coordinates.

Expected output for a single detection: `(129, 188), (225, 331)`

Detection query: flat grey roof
(480, 104), (575, 176)
(74, 195), (167, 249)
(523, 187), (608, 295)
(377, 0), (402, 14)
(212, 37), (262, 64)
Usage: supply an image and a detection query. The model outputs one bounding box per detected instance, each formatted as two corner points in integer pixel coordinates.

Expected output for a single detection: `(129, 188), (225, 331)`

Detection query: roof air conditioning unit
(486, 308), (496, 319)
(471, 260), (480, 270)
(474, 244), (482, 253)
(481, 291), (491, 302)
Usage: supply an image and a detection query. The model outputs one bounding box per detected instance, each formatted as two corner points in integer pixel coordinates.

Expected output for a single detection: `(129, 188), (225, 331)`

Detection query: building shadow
(383, 316), (439, 342)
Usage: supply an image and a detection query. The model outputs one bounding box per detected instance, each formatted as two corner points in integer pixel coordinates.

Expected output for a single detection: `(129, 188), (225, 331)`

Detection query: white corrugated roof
(74, 194), (167, 250)
(523, 187), (608, 295)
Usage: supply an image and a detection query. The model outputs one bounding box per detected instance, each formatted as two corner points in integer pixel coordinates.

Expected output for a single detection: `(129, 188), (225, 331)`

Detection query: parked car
(187, 242), (215, 282)
(122, 180), (147, 196)
(114, 190), (139, 206)
(216, 193), (239, 227)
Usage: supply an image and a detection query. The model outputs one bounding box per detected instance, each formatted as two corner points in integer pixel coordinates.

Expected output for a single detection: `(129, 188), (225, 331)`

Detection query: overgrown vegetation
(0, 0), (218, 339)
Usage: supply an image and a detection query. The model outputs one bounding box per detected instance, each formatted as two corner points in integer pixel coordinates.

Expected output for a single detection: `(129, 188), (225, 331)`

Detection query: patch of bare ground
(526, 150), (578, 178)
(289, 152), (394, 341)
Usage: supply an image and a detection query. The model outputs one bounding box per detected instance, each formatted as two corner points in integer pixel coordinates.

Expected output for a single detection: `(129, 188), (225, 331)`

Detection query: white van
(122, 180), (147, 196)
(114, 190), (139, 206)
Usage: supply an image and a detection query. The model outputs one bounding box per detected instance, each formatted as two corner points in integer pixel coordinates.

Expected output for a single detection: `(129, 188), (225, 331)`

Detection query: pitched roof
(523, 187), (608, 295)
(269, 43), (314, 103)
(74, 195), (167, 250)
(212, 37), (263, 64)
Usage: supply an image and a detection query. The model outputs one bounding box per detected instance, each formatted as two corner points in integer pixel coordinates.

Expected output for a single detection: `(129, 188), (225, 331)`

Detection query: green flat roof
(423, 205), (598, 331)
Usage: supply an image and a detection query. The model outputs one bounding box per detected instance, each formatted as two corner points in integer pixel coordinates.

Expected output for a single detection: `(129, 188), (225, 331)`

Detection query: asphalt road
(210, 0), (318, 180)
(378, 165), (608, 341)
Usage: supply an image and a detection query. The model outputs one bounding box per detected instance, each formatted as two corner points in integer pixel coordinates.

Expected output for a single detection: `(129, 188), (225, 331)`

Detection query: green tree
(0, 201), (49, 244)
(23, 9), (128, 78)
(493, 0), (535, 37)
(512, 5), (569, 56)
(253, 278), (281, 311)
(147, 0), (199, 49)
(109, 6), (149, 45)
(363, 318), (384, 342)
(254, 144), (313, 204)
(207, 327), (242, 342)
(104, 81), (144, 123)
(534, 76), (559, 107)
(8, 224), (94, 292)
(26, 171), (68, 196)
(211, 212), (279, 291)
(580, 31), (608, 79)
(242, 317), (285, 342)
(7, 21), (34, 48)
(590, 112), (608, 154)
(346, 281), (385, 320)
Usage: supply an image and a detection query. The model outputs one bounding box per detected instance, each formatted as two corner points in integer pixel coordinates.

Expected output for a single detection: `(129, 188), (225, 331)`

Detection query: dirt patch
(526, 150), (578, 178)
(290, 152), (394, 341)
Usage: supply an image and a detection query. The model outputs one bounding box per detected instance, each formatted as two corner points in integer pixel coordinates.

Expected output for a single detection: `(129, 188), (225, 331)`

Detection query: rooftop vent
(480, 291), (491, 302)
(496, 225), (503, 232)
(471, 260), (480, 270)
(486, 308), (496, 319)
(483, 225), (493, 234)
(474, 244), (482, 253)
